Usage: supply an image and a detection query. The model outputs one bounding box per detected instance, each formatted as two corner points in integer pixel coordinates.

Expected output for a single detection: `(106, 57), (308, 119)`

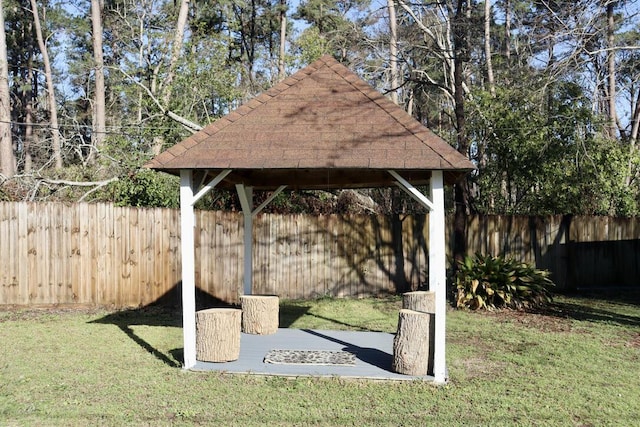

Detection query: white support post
(389, 169), (448, 383)
(180, 170), (197, 369)
(236, 184), (254, 295)
(429, 170), (447, 383)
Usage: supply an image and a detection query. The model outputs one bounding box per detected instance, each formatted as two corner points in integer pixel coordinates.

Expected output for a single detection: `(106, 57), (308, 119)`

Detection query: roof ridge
(206, 56), (337, 125)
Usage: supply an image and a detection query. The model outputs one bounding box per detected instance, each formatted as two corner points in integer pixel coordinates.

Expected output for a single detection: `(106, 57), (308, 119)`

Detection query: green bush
(454, 254), (554, 310)
(107, 169), (179, 208)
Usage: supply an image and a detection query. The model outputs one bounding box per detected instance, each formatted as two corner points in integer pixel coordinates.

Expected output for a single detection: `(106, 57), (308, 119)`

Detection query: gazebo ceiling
(216, 169), (461, 191)
(145, 55), (474, 190)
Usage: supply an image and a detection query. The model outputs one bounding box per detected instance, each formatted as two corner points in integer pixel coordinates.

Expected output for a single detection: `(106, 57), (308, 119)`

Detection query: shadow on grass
(91, 289), (321, 368)
(572, 288), (640, 306)
(529, 291), (640, 328)
(92, 306), (183, 367)
(305, 312), (387, 332)
(279, 302), (312, 328)
(90, 285), (236, 368)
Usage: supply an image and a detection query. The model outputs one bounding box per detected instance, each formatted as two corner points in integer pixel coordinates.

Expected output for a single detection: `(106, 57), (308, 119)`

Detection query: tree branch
(40, 177), (119, 187)
(112, 66), (203, 133)
(41, 176), (120, 202)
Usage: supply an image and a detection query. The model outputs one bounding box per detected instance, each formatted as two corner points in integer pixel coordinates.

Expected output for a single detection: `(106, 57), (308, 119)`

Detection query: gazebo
(146, 55), (474, 383)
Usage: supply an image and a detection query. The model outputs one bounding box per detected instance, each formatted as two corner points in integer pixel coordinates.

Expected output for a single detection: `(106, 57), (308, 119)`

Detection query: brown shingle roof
(146, 55), (474, 190)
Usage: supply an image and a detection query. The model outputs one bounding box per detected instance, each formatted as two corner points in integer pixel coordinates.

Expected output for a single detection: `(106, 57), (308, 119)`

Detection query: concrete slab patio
(192, 328), (437, 382)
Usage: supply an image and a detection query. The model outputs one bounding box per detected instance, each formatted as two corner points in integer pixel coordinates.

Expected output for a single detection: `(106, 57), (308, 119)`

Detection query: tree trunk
(504, 0), (511, 64)
(152, 0), (190, 155)
(160, 0), (190, 102)
(136, 8), (145, 124)
(22, 21), (35, 172)
(24, 65), (34, 172)
(0, 0), (15, 178)
(90, 0), (106, 162)
(606, 2), (617, 139)
(631, 90), (640, 147)
(484, 0), (495, 96)
(401, 291), (435, 373)
(392, 309), (431, 376)
(452, 0), (471, 267)
(278, 0), (287, 81)
(196, 308), (242, 362)
(387, 0), (399, 105)
(30, 0), (62, 169)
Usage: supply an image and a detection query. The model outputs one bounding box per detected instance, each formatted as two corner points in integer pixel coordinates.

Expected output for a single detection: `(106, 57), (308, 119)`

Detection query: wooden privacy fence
(1, 202), (639, 307)
(464, 215), (640, 290)
(0, 202), (429, 307)
(0, 203), (181, 307)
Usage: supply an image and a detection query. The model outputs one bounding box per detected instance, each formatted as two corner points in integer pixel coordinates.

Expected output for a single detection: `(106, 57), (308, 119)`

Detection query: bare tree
(29, 0), (62, 169)
(278, 0), (287, 81)
(396, 0), (470, 102)
(484, 0), (495, 96)
(387, 0), (399, 105)
(504, 0), (511, 64)
(152, 0), (191, 155)
(90, 0), (106, 161)
(451, 0), (471, 264)
(396, 0), (472, 262)
(0, 0), (15, 178)
(606, 1), (617, 138)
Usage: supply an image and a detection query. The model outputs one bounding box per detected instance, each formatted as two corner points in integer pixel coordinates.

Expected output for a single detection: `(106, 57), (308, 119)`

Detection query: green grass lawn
(1, 294), (639, 426)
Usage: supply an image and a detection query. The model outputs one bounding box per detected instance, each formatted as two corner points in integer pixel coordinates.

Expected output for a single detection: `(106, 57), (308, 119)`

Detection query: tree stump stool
(240, 295), (279, 335)
(196, 308), (241, 362)
(402, 291), (435, 313)
(402, 291), (436, 374)
(392, 309), (431, 376)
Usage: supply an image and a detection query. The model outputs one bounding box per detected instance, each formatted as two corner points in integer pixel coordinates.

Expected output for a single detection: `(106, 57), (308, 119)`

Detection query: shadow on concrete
(302, 329), (393, 372)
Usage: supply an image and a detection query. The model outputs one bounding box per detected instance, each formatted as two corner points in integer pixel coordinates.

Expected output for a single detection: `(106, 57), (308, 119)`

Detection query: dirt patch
(0, 305), (113, 322)
(0, 304), (182, 323)
(482, 305), (575, 333)
(449, 356), (509, 381)
(627, 333), (640, 348)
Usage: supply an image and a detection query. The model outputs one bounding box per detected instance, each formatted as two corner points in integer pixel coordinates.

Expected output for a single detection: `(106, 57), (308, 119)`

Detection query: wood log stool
(196, 308), (242, 362)
(392, 309), (431, 376)
(402, 291), (436, 374)
(240, 295), (279, 335)
(402, 291), (435, 313)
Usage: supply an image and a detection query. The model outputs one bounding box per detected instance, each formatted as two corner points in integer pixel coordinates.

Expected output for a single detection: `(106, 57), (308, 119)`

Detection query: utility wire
(1, 119), (603, 136)
(0, 119), (194, 135)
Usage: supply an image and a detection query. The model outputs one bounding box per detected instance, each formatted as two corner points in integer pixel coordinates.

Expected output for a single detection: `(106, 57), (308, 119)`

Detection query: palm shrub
(453, 254), (554, 310)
